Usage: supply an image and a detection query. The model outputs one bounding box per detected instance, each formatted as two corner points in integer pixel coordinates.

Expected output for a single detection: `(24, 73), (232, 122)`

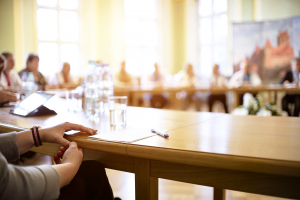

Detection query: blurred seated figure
(0, 52), (22, 92)
(228, 60), (262, 105)
(144, 63), (168, 108)
(49, 62), (79, 89)
(208, 64), (228, 113)
(114, 61), (133, 87)
(281, 58), (300, 116)
(228, 60), (262, 88)
(19, 54), (47, 91)
(178, 63), (201, 111)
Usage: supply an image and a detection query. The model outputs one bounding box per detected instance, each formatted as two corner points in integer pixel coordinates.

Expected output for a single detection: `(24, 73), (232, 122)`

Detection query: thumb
(56, 136), (70, 148)
(69, 141), (78, 148)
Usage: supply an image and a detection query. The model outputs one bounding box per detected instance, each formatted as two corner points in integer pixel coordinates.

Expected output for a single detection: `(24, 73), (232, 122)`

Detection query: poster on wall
(233, 16), (300, 84)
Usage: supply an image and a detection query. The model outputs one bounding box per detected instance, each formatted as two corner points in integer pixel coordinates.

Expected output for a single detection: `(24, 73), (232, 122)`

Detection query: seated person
(0, 52), (22, 92)
(228, 60), (262, 88)
(281, 57), (300, 116)
(208, 64), (228, 113)
(114, 61), (133, 87)
(0, 90), (17, 106)
(144, 63), (168, 108)
(49, 62), (79, 89)
(19, 54), (47, 91)
(228, 60), (262, 105)
(178, 63), (201, 111)
(0, 122), (115, 199)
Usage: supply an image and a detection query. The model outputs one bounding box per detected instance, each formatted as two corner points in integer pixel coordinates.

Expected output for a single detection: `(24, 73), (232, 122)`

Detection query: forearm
(52, 163), (79, 188)
(16, 130), (35, 154)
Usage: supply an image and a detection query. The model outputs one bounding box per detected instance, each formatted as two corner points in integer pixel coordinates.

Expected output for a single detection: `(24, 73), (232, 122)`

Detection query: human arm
(0, 90), (17, 104)
(16, 122), (96, 154)
(52, 142), (83, 188)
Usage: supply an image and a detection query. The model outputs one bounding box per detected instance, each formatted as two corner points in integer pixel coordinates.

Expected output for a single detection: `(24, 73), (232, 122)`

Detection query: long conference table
(0, 95), (300, 200)
(114, 86), (300, 108)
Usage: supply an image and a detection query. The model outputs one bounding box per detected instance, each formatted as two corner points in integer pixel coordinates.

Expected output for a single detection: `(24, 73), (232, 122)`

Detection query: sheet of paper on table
(88, 127), (156, 143)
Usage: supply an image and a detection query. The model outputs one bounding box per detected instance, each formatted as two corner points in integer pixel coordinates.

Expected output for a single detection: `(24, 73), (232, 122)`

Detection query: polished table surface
(1, 95), (300, 199)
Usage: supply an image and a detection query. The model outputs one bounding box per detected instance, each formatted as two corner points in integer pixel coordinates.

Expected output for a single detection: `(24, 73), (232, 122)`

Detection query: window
(124, 0), (158, 76)
(198, 0), (228, 77)
(36, 0), (81, 76)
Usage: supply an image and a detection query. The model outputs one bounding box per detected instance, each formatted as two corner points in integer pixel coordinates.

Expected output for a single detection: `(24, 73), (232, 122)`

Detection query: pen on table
(151, 128), (169, 138)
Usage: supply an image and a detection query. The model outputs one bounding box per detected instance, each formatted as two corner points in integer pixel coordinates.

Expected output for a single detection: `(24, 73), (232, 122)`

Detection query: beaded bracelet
(30, 126), (43, 147)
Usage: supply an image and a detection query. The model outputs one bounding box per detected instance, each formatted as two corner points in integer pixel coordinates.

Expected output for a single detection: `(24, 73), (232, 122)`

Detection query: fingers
(54, 153), (61, 164)
(56, 136), (70, 148)
(63, 122), (97, 135)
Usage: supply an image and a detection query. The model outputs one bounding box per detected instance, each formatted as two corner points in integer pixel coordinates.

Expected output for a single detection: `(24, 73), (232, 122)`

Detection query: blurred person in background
(281, 57), (300, 116)
(49, 62), (79, 89)
(114, 61), (133, 87)
(228, 60), (262, 105)
(208, 64), (228, 113)
(19, 54), (47, 91)
(144, 63), (168, 108)
(228, 60), (262, 88)
(178, 63), (201, 111)
(0, 52), (22, 92)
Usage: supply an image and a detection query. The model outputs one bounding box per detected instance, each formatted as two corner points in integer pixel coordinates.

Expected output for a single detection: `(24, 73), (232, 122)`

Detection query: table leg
(132, 92), (139, 107)
(233, 91), (239, 108)
(135, 158), (158, 200)
(213, 188), (225, 200)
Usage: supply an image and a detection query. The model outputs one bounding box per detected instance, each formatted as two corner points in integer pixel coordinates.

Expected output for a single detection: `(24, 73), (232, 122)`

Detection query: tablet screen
(11, 92), (54, 116)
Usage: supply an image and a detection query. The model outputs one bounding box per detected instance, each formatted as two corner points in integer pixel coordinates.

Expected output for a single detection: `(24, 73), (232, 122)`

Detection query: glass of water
(66, 90), (83, 112)
(108, 96), (127, 130)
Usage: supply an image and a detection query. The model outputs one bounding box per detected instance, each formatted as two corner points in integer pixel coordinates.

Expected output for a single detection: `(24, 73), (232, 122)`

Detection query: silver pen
(151, 128), (169, 138)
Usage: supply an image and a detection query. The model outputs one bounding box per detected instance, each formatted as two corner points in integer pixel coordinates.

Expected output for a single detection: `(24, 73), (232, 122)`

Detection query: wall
(0, 0), (15, 57)
(1, 0), (300, 76)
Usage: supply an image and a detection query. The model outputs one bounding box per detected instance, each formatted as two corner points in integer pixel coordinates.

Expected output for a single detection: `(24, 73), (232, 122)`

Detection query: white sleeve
(228, 73), (239, 88)
(251, 73), (262, 86)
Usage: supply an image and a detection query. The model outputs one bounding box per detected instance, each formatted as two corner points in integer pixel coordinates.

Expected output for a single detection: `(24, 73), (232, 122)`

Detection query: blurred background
(1, 0), (300, 79)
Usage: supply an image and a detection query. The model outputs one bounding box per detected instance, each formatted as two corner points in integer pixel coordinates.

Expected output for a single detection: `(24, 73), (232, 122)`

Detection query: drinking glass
(108, 96), (127, 130)
(66, 90), (83, 112)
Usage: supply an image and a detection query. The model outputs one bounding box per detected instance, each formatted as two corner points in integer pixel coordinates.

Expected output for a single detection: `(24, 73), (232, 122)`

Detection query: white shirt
(210, 74), (227, 87)
(178, 72), (200, 87)
(228, 70), (262, 88)
(0, 70), (22, 90)
(49, 72), (74, 86)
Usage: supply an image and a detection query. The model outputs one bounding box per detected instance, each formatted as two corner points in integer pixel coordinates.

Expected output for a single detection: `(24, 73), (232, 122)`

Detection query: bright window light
(59, 11), (79, 42)
(125, 18), (142, 46)
(142, 48), (157, 74)
(126, 47), (143, 76)
(140, 0), (157, 19)
(198, 0), (212, 16)
(213, 0), (227, 14)
(124, 0), (140, 18)
(37, 0), (57, 7)
(213, 45), (227, 73)
(213, 14), (228, 43)
(200, 46), (212, 77)
(199, 18), (212, 45)
(37, 9), (58, 41)
(60, 43), (80, 75)
(124, 0), (158, 76)
(141, 20), (157, 46)
(38, 42), (59, 76)
(59, 0), (78, 10)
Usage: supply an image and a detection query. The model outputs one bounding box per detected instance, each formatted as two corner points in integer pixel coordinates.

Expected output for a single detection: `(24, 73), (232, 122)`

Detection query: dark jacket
(281, 70), (295, 84)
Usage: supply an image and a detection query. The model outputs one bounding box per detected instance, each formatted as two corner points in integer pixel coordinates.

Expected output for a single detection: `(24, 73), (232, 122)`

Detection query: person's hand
(54, 146), (67, 164)
(0, 90), (17, 104)
(54, 142), (83, 169)
(39, 122), (97, 148)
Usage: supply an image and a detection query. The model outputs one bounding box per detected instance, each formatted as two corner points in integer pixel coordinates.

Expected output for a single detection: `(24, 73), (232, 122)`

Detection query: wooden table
(1, 96), (300, 200)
